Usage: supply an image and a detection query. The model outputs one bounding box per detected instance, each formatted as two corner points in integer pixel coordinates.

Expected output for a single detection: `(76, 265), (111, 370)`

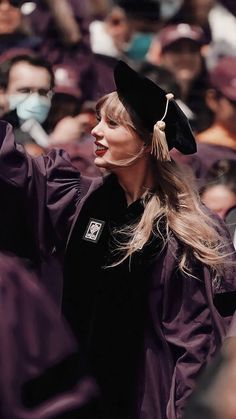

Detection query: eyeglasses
(16, 88), (53, 99)
(0, 0), (24, 7)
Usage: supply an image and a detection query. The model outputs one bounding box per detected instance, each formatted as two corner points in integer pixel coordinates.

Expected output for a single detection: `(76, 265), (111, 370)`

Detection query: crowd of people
(1, 0), (236, 418)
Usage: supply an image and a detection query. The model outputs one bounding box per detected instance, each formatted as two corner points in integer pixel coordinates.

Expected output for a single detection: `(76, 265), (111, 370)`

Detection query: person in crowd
(0, 53), (54, 150)
(0, 53), (98, 170)
(147, 23), (212, 133)
(0, 0), (23, 36)
(0, 60), (236, 419)
(200, 159), (236, 220)
(0, 253), (99, 418)
(0, 0), (95, 101)
(173, 56), (236, 182)
(166, 0), (236, 70)
(0, 0), (40, 55)
(90, 5), (131, 59)
(197, 56), (236, 149)
(117, 0), (161, 61)
(167, 0), (215, 44)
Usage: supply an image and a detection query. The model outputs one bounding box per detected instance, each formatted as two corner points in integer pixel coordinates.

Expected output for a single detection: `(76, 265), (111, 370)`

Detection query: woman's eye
(107, 119), (118, 127)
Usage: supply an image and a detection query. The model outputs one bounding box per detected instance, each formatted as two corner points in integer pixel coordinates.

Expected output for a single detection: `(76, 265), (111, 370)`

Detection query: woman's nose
(91, 122), (102, 137)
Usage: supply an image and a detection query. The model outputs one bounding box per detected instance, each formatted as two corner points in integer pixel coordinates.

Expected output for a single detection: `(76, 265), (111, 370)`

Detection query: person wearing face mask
(0, 53), (54, 152)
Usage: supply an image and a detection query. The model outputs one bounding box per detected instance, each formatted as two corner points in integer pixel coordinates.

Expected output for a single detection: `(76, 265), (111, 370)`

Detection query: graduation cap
(113, 60), (197, 157)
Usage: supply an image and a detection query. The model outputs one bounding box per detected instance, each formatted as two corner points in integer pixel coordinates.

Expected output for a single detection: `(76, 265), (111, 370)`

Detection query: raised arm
(0, 120), (82, 259)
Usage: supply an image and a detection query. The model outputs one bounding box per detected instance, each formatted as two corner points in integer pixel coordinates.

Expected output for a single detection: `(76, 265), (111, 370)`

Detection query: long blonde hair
(97, 92), (232, 279)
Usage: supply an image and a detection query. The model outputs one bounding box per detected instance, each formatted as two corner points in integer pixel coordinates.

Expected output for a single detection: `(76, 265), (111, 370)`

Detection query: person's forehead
(164, 38), (201, 52)
(8, 61), (51, 87)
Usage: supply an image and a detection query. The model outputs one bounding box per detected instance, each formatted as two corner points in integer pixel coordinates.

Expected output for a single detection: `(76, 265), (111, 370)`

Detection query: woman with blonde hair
(0, 61), (235, 419)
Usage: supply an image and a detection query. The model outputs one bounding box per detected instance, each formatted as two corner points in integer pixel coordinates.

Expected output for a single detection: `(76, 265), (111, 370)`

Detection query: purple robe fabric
(0, 120), (236, 418)
(171, 143), (236, 182)
(0, 253), (98, 418)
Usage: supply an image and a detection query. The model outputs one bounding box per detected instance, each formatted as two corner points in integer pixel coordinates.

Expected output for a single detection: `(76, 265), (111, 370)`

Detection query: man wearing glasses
(0, 53), (54, 150)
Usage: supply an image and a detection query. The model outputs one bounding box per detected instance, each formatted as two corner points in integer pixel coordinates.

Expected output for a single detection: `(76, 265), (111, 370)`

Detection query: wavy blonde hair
(96, 92), (233, 280)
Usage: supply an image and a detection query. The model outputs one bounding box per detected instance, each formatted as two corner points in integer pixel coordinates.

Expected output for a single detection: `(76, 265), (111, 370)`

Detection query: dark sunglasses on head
(0, 0), (23, 7)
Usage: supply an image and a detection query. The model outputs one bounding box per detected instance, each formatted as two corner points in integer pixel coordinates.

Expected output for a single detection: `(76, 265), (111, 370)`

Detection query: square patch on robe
(83, 218), (105, 243)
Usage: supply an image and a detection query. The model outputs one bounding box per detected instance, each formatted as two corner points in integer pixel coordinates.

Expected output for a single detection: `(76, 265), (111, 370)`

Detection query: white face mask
(8, 92), (51, 124)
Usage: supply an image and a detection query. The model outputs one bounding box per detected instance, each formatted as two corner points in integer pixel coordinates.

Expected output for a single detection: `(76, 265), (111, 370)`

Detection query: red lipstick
(94, 141), (108, 157)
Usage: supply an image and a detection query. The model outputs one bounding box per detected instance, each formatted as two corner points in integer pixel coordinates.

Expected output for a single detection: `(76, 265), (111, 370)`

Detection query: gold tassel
(151, 93), (174, 161)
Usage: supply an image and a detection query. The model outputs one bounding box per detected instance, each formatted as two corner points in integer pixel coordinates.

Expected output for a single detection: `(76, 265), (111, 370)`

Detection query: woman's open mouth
(95, 143), (108, 157)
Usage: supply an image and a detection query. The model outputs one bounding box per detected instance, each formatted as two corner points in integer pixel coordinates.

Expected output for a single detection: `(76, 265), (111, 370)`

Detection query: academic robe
(0, 253), (99, 419)
(0, 120), (236, 419)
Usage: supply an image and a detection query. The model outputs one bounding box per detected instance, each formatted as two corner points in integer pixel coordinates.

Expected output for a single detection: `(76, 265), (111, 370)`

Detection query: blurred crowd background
(1, 0), (236, 228)
(1, 1), (236, 418)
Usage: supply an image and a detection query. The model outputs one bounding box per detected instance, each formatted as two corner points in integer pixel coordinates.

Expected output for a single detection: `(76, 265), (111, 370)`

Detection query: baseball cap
(209, 56), (236, 102)
(158, 23), (205, 51)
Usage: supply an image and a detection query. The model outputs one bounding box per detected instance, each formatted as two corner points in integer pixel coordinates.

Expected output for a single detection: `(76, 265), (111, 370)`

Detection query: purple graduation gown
(0, 253), (98, 418)
(0, 120), (236, 419)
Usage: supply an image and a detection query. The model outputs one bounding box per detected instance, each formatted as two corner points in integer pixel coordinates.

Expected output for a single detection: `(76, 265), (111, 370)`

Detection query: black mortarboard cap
(114, 60), (197, 155)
